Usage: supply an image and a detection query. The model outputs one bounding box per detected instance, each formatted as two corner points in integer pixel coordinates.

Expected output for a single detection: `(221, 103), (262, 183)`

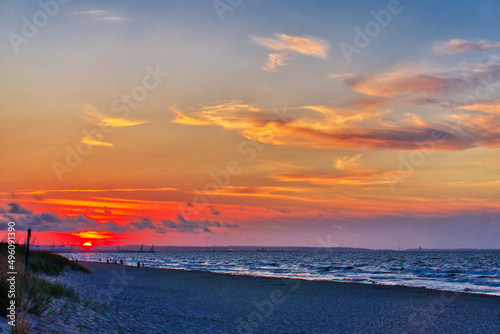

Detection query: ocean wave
(60, 250), (500, 296)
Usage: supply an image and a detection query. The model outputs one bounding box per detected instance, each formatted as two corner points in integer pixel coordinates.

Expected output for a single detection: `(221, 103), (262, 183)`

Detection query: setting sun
(82, 242), (93, 247)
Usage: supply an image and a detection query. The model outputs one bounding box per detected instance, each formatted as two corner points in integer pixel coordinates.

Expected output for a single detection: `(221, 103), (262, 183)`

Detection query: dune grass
(9, 244), (89, 276)
(0, 242), (88, 331)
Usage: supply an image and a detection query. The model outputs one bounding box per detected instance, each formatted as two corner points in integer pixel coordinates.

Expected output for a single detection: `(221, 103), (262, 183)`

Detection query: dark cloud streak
(0, 203), (238, 235)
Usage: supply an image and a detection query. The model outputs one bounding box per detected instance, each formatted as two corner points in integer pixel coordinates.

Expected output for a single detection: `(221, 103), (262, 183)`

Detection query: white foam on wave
(61, 250), (500, 296)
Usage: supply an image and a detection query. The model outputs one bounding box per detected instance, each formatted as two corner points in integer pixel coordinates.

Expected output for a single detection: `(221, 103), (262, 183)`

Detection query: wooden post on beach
(25, 228), (31, 271)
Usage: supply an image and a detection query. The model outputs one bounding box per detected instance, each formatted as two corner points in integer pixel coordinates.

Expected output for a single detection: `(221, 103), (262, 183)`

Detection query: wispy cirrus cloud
(70, 10), (126, 22)
(171, 99), (500, 150)
(81, 136), (114, 147)
(434, 39), (500, 54)
(171, 107), (213, 126)
(342, 54), (500, 150)
(251, 33), (328, 58)
(334, 154), (363, 170)
(83, 104), (147, 128)
(262, 53), (289, 72)
(0, 188), (179, 199)
(330, 72), (354, 79)
(459, 100), (500, 114)
(444, 113), (500, 148)
(346, 61), (500, 101)
(80, 104), (147, 146)
(346, 63), (446, 98)
(273, 170), (390, 187)
(251, 33), (328, 71)
(301, 105), (388, 126)
(69, 231), (117, 240)
(172, 101), (265, 131)
(212, 186), (315, 203)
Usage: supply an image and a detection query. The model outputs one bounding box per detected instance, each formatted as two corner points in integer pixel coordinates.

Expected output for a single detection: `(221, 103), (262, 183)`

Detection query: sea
(61, 250), (500, 296)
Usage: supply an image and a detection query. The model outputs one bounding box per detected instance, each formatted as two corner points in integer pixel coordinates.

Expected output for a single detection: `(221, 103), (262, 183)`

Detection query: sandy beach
(25, 261), (499, 333)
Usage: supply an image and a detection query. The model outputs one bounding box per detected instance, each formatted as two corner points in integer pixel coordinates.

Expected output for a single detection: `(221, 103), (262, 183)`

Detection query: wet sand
(49, 261), (500, 333)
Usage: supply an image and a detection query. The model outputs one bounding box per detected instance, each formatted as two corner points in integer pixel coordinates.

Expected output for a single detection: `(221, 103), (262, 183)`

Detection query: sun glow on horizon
(71, 231), (115, 239)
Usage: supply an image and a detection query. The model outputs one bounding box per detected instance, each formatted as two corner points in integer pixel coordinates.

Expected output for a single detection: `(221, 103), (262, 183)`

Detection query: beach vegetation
(0, 242), (87, 332)
(8, 317), (30, 334)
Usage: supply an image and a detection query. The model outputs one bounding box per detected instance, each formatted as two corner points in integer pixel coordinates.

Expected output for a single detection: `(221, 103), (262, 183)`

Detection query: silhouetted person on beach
(120, 259), (124, 265)
(114, 259), (117, 264)
(137, 261), (140, 267)
(106, 259), (109, 264)
(142, 263), (145, 267)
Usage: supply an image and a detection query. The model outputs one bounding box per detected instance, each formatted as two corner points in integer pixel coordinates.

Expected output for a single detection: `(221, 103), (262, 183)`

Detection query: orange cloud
(404, 113), (426, 127)
(347, 64), (445, 97)
(460, 101), (500, 114)
(214, 186), (315, 202)
(82, 103), (147, 127)
(171, 107), (213, 125)
(445, 113), (500, 148)
(346, 60), (500, 103)
(172, 101), (265, 131)
(301, 105), (388, 126)
(81, 136), (113, 147)
(5, 187), (178, 195)
(170, 100), (491, 150)
(330, 72), (354, 79)
(434, 39), (500, 54)
(251, 33), (328, 71)
(262, 53), (288, 72)
(44, 198), (145, 210)
(348, 99), (390, 111)
(251, 33), (328, 58)
(274, 170), (389, 187)
(334, 154), (362, 170)
(70, 230), (115, 239)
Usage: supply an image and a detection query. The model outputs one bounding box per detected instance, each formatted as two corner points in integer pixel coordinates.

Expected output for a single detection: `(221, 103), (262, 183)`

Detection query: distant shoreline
(50, 247), (500, 253)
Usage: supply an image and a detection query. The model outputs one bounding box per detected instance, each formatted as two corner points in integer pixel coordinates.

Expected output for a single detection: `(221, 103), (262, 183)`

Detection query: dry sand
(30, 261), (500, 333)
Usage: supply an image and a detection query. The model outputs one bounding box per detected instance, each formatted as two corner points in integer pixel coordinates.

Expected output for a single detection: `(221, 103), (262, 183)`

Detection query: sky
(0, 0), (499, 249)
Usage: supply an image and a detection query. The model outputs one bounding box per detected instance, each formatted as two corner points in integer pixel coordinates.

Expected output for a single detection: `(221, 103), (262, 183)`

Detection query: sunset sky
(1, 0), (499, 249)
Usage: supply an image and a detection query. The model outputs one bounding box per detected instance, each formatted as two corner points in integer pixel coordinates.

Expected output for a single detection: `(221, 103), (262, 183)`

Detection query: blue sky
(1, 0), (499, 248)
